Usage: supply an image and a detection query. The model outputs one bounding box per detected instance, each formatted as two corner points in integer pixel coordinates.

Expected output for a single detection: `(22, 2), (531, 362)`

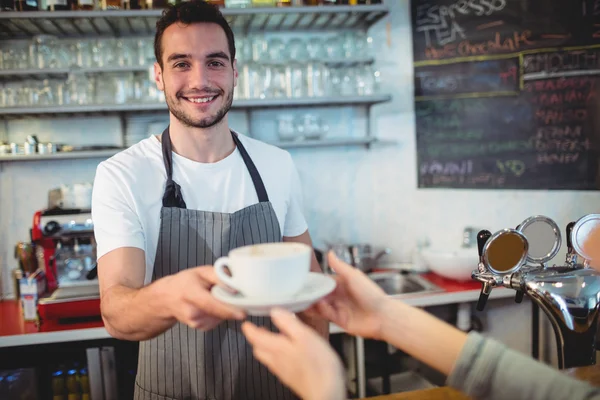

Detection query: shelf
(0, 65), (150, 80)
(0, 137), (386, 162)
(0, 57), (374, 80)
(0, 149), (122, 161)
(0, 5), (389, 39)
(0, 94), (392, 117)
(272, 137), (378, 149)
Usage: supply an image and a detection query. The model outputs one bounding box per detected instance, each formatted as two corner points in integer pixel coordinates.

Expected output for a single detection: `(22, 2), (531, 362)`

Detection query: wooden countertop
(361, 364), (600, 400)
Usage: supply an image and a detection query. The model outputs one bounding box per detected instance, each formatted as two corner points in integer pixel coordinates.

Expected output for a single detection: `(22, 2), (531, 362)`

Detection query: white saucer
(211, 273), (336, 316)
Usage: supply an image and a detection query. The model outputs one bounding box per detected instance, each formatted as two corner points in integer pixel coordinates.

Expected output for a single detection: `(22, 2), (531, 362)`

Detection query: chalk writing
(426, 174), (506, 187)
(535, 108), (588, 125)
(536, 125), (583, 139)
(420, 160), (474, 175)
(523, 49), (600, 74)
(529, 90), (595, 106)
(425, 138), (534, 158)
(420, 129), (484, 141)
(496, 159), (526, 176)
(524, 77), (596, 92)
(535, 138), (591, 152)
(415, 0), (507, 47)
(594, 0), (600, 16)
(537, 152), (581, 164)
(424, 31), (535, 60)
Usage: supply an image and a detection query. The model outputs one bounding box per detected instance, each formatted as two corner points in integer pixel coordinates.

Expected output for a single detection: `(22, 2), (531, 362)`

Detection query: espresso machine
(31, 208), (101, 322)
(472, 214), (600, 369)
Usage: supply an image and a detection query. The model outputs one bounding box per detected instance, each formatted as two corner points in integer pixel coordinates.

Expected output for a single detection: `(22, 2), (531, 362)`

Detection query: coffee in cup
(214, 242), (312, 300)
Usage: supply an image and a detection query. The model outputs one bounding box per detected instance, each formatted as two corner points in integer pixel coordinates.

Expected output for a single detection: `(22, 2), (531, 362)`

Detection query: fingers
(327, 251), (357, 278)
(242, 321), (287, 350)
(202, 291), (245, 320)
(270, 308), (313, 341)
(193, 266), (221, 287)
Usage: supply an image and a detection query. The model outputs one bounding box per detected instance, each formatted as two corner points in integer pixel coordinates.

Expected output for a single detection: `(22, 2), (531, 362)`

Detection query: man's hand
(166, 266), (246, 331)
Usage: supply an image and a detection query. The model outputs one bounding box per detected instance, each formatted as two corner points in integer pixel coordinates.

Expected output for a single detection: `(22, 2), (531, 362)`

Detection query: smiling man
(90, 1), (327, 399)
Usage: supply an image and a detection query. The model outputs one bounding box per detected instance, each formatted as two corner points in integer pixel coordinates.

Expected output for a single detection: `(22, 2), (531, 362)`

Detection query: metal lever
(515, 291), (524, 303)
(565, 221), (577, 266)
(477, 282), (492, 311)
(475, 230), (493, 311)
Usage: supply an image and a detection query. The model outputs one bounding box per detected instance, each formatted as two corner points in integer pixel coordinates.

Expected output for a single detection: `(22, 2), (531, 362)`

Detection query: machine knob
(515, 290), (525, 303)
(476, 282), (492, 311)
(43, 220), (61, 236)
(477, 230), (492, 259)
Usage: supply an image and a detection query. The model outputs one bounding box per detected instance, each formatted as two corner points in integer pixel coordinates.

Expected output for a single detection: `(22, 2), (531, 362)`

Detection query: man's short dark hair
(154, 0), (236, 68)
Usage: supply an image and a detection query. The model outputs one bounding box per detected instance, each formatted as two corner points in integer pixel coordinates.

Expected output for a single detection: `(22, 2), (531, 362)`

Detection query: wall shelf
(0, 5), (388, 39)
(0, 137), (386, 162)
(0, 57), (375, 80)
(0, 94), (391, 117)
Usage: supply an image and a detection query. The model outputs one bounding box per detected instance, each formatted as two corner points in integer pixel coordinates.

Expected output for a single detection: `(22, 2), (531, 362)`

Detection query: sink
(420, 247), (479, 281)
(368, 271), (443, 296)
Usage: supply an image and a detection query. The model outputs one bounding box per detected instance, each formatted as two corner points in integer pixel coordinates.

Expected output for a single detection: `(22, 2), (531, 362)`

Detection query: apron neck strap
(161, 127), (270, 208)
(231, 131), (269, 203)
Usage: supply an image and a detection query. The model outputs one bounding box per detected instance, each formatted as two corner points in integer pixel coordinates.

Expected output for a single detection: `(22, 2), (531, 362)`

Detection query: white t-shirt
(91, 133), (308, 284)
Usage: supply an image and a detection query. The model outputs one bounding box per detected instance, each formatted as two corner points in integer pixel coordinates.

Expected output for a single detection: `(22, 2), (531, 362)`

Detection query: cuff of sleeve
(446, 331), (504, 398)
(96, 235), (145, 261)
(283, 222), (308, 238)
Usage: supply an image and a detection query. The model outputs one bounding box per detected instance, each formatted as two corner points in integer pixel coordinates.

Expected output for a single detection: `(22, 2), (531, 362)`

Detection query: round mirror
(517, 215), (561, 264)
(483, 229), (529, 274)
(572, 214), (600, 265)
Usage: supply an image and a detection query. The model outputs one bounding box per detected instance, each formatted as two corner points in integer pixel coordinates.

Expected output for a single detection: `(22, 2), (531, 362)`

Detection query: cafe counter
(360, 364), (600, 400)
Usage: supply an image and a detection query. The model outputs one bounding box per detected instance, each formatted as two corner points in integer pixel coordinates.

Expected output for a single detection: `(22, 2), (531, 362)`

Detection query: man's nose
(189, 64), (210, 88)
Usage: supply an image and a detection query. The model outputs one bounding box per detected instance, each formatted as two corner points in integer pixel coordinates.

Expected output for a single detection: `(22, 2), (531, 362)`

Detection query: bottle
(276, 0), (291, 6)
(51, 368), (66, 400)
(79, 367), (90, 400)
(251, 0), (275, 6)
(101, 0), (121, 9)
(66, 366), (81, 400)
(206, 0), (224, 6)
(73, 0), (94, 10)
(47, 0), (71, 10)
(13, 0), (39, 10)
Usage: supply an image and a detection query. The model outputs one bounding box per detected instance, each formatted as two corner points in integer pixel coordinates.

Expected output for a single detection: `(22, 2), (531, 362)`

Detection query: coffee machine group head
(472, 214), (600, 369)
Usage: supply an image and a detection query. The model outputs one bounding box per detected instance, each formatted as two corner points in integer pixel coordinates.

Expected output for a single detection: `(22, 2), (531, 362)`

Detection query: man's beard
(165, 87), (234, 129)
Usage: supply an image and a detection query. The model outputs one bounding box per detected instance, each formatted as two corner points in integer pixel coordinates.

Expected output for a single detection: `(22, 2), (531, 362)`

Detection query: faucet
(471, 215), (600, 369)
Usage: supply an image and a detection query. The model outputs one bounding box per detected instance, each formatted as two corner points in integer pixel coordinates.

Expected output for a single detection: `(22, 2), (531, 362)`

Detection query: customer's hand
(307, 252), (389, 340)
(166, 266), (245, 331)
(242, 308), (346, 400)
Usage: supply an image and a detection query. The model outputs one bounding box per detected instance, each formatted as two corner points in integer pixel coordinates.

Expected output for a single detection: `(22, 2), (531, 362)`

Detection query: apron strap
(161, 127), (270, 208)
(232, 131), (269, 203)
(161, 127), (187, 208)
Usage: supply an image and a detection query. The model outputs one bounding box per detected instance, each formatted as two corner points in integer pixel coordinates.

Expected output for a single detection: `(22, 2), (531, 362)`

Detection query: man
(91, 1), (327, 399)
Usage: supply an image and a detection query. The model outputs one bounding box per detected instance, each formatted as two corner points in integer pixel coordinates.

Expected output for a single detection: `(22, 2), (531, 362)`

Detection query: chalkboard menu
(411, 0), (600, 189)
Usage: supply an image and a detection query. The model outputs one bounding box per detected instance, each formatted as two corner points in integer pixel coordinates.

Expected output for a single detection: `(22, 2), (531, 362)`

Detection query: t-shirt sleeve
(447, 331), (600, 400)
(283, 154), (308, 238)
(92, 162), (145, 260)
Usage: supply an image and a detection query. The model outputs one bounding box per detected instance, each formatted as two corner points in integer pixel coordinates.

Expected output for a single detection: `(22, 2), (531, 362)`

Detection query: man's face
(154, 22), (237, 129)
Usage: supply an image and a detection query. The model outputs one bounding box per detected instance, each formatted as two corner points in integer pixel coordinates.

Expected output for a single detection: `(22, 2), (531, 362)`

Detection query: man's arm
(99, 247), (244, 341)
(99, 247), (181, 341)
(283, 231), (329, 339)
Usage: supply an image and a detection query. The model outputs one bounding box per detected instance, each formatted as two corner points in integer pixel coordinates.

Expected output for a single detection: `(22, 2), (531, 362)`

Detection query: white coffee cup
(214, 242), (312, 300)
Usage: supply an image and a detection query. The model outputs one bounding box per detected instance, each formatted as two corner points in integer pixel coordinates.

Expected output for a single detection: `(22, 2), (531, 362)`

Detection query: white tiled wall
(2, 1), (600, 313)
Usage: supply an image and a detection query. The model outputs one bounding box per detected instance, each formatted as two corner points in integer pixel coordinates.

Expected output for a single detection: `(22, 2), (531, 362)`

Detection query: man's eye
(209, 61), (224, 67)
(174, 62), (189, 68)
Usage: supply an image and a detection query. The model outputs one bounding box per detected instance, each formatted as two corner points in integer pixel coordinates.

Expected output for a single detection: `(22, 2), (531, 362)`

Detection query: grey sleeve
(446, 331), (600, 400)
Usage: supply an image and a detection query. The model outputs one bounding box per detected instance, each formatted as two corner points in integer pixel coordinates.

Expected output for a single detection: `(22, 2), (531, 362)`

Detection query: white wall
(1, 1), (599, 358)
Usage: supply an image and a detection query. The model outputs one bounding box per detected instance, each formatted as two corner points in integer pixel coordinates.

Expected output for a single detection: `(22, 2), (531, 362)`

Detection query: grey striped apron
(134, 127), (296, 400)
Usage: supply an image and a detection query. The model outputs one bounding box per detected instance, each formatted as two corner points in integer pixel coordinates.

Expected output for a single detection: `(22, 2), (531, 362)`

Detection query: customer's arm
(315, 253), (600, 400)
(448, 331), (600, 400)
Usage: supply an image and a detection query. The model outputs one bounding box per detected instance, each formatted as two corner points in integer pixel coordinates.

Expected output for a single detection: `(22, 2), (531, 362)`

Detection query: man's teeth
(188, 96), (215, 103)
